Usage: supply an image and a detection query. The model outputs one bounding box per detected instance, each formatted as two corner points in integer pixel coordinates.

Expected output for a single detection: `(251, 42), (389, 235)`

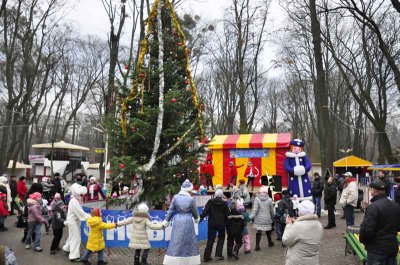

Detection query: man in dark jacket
(311, 173), (324, 218)
(377, 171), (391, 198)
(360, 180), (400, 264)
(53, 173), (64, 202)
(324, 176), (337, 229)
(200, 189), (230, 262)
(9, 176), (17, 215)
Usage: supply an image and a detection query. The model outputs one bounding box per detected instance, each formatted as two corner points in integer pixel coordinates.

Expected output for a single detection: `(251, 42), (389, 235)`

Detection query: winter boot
(266, 231), (274, 247)
(141, 251), (149, 265)
(134, 250), (141, 265)
(255, 232), (261, 251)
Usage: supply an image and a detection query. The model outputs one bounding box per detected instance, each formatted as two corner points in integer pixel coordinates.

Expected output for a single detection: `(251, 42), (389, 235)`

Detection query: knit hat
(298, 200), (315, 216)
(236, 199), (245, 211)
(137, 203), (149, 213)
(29, 192), (42, 201)
(91, 208), (101, 217)
(53, 193), (61, 201)
(90, 176), (96, 182)
(370, 180), (385, 191)
(215, 184), (222, 190)
(181, 179), (193, 192)
(55, 200), (65, 208)
(260, 186), (269, 194)
(215, 189), (224, 198)
(123, 186), (129, 192)
(344, 172), (353, 177)
(0, 176), (8, 183)
(273, 193), (281, 201)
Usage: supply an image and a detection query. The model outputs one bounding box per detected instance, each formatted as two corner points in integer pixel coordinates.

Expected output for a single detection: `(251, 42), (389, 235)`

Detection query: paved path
(0, 211), (363, 265)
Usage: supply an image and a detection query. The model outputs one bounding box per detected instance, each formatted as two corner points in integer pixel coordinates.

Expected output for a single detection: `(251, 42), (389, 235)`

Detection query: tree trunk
(309, 0), (333, 171)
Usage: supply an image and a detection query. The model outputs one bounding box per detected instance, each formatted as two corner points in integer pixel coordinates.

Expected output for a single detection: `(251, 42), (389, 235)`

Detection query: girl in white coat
(118, 203), (164, 265)
(62, 183), (90, 262)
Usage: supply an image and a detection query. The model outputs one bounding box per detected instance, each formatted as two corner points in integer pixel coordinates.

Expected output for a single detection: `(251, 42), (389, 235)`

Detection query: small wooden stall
(207, 133), (291, 189)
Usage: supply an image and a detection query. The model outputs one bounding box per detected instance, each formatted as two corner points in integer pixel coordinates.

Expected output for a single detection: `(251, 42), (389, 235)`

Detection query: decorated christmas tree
(109, 0), (205, 205)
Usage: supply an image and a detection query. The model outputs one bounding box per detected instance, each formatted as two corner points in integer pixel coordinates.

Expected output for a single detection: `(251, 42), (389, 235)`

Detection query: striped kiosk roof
(208, 133), (291, 149)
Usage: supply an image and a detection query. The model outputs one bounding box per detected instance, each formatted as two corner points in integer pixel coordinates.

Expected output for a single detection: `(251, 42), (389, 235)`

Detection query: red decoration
(131, 127), (137, 132)
(124, 64), (129, 70)
(139, 72), (145, 78)
(177, 42), (182, 46)
(171, 98), (177, 103)
(119, 163), (125, 169)
(193, 159), (199, 164)
(184, 79), (189, 85)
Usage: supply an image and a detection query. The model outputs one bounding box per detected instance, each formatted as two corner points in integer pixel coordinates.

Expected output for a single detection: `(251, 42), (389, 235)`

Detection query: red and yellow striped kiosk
(207, 133), (291, 188)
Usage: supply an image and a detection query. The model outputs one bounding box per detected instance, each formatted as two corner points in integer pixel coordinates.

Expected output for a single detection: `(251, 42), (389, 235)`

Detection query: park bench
(345, 232), (400, 264)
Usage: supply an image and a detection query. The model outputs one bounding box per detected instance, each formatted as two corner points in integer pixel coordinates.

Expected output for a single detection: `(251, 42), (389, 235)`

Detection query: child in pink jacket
(25, 192), (48, 252)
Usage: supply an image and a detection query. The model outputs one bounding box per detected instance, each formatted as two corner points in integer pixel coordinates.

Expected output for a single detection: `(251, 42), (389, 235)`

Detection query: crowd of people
(0, 166), (398, 265)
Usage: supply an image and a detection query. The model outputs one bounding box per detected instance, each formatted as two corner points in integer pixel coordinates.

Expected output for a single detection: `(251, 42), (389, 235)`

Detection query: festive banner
(81, 207), (208, 248)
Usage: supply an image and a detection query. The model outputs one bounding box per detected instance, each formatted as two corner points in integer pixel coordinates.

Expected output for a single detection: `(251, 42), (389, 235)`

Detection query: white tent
(32, 140), (89, 151)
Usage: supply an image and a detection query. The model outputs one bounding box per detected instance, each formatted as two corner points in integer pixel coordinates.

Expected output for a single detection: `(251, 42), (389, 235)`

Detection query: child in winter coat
(117, 203), (164, 265)
(226, 202), (245, 260)
(0, 192), (9, 232)
(80, 208), (116, 264)
(236, 199), (251, 254)
(292, 194), (300, 217)
(25, 192), (48, 252)
(50, 200), (66, 255)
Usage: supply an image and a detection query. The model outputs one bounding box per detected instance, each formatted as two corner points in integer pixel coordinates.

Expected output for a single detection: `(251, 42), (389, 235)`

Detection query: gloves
(162, 220), (169, 227)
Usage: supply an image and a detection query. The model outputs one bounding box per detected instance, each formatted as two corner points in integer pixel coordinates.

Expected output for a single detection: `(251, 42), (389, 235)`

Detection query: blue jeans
(367, 252), (397, 265)
(81, 249), (104, 262)
(25, 222), (42, 248)
(343, 205), (355, 227)
(312, 197), (322, 217)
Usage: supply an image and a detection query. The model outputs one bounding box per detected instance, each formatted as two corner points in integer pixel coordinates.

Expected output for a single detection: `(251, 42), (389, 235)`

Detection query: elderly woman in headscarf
(282, 200), (323, 265)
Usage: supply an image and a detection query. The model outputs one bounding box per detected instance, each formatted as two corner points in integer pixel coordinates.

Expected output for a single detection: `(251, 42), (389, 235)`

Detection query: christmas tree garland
(141, 0), (165, 172)
(120, 0), (204, 138)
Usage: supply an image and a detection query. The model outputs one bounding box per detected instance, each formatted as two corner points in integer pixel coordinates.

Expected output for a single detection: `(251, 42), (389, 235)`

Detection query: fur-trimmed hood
(133, 211), (150, 223)
(227, 214), (244, 220)
(285, 151), (306, 158)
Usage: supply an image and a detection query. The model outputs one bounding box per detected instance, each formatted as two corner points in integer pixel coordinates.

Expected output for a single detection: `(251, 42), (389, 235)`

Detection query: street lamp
(92, 125), (108, 185)
(339, 148), (353, 171)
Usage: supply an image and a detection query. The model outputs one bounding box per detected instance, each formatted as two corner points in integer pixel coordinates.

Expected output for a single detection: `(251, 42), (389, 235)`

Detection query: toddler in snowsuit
(81, 208), (116, 264)
(50, 200), (66, 254)
(117, 203), (164, 265)
(226, 202), (244, 259)
(25, 192), (48, 252)
(236, 199), (251, 254)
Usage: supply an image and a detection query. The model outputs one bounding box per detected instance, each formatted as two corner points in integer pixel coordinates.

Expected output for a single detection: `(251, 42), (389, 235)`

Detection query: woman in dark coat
(324, 177), (337, 229)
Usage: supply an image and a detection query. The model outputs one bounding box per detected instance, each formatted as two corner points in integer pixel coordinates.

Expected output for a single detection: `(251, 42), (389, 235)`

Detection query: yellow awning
(333, 155), (372, 167)
(32, 140), (89, 151)
(8, 160), (32, 169)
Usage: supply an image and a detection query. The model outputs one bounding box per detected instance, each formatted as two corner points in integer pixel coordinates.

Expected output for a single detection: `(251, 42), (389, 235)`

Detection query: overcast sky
(65, 0), (284, 76)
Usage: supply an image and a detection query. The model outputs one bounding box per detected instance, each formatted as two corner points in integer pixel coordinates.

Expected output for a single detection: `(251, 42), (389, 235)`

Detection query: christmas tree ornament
(125, 64), (129, 70)
(184, 79), (189, 85)
(170, 98), (177, 103)
(139, 72), (145, 78)
(177, 42), (182, 46)
(119, 163), (125, 169)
